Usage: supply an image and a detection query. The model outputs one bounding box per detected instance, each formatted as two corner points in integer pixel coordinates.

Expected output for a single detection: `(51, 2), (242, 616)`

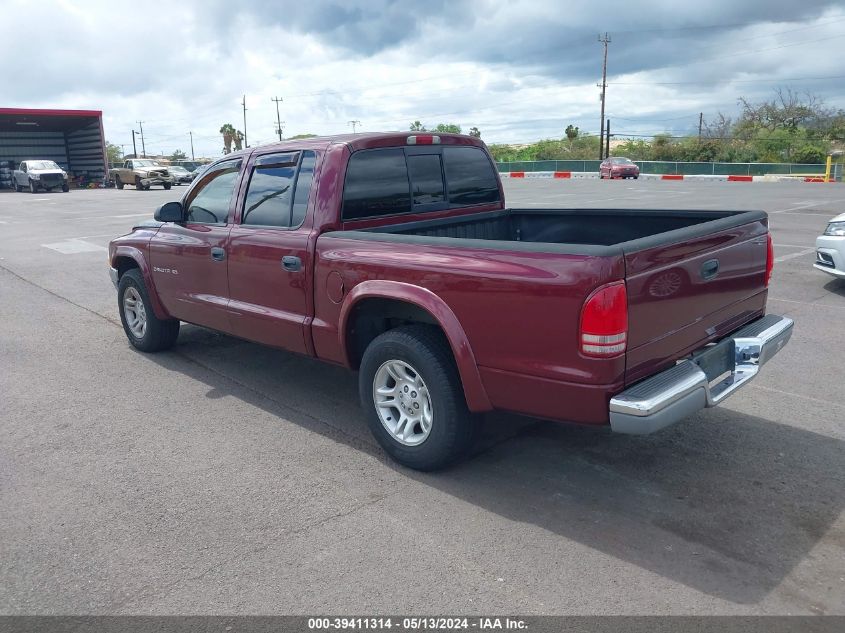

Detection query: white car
(815, 212), (845, 279)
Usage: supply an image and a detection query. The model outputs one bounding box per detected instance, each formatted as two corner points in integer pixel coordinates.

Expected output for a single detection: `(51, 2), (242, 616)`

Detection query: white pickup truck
(11, 160), (69, 193)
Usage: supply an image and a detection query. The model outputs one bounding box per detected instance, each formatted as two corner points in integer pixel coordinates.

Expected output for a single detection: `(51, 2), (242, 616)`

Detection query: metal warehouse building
(0, 108), (107, 189)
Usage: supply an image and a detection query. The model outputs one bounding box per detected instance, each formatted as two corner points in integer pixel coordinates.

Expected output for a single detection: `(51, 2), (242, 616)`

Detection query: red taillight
(406, 135), (440, 145)
(580, 281), (628, 357)
(765, 233), (774, 287)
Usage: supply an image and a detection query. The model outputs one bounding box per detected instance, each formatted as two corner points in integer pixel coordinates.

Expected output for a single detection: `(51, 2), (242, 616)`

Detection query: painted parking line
(772, 198), (845, 213)
(41, 239), (108, 254)
(774, 247), (817, 263)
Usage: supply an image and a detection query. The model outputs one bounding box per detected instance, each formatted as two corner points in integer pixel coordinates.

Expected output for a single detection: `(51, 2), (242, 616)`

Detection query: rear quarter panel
(312, 236), (626, 400)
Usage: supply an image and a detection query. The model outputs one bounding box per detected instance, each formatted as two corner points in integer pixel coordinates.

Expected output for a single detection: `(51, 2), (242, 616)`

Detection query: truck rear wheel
(359, 325), (476, 471)
(117, 268), (180, 352)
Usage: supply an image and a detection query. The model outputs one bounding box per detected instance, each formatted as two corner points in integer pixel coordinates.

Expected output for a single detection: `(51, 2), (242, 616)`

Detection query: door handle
(701, 259), (719, 280)
(211, 247), (226, 261)
(281, 255), (302, 272)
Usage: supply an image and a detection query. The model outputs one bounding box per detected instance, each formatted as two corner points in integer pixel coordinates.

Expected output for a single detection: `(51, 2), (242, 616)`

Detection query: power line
(609, 74), (845, 86)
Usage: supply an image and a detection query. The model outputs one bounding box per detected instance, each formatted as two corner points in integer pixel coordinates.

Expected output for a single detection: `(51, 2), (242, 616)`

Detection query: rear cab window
(341, 144), (500, 222)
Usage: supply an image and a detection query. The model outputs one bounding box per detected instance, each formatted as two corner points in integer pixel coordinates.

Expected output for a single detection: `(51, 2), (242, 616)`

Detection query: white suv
(815, 213), (845, 279)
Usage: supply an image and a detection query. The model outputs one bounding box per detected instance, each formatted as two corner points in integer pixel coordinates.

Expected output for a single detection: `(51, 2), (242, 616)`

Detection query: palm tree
(220, 123), (236, 154)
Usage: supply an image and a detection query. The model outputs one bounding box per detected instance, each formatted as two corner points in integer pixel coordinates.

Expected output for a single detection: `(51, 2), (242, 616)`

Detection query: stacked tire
(0, 161), (11, 190)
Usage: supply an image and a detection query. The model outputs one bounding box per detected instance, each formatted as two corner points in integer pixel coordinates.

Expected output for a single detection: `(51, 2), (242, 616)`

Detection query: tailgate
(625, 214), (769, 384)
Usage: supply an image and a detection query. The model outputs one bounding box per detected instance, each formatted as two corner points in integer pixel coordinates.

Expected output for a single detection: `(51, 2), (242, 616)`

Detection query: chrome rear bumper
(609, 314), (793, 434)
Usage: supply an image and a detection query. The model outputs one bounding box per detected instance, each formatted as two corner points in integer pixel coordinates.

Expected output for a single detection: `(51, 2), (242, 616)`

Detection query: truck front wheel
(117, 269), (180, 352)
(115, 175), (124, 189)
(29, 180), (38, 193)
(359, 325), (476, 471)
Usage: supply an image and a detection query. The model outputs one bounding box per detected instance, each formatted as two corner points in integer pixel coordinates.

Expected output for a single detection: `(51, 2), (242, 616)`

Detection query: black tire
(634, 175), (639, 179)
(359, 325), (476, 471)
(29, 179), (37, 193)
(62, 183), (69, 192)
(117, 268), (180, 352)
(115, 175), (124, 189)
(163, 182), (172, 190)
(135, 175), (144, 190)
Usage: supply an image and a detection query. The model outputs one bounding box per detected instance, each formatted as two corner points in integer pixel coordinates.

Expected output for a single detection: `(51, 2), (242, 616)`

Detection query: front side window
(342, 149), (410, 220)
(443, 146), (500, 206)
(184, 160), (241, 224)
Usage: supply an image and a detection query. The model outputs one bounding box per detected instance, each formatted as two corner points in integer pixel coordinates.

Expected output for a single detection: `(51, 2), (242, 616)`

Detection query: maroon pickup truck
(109, 132), (793, 470)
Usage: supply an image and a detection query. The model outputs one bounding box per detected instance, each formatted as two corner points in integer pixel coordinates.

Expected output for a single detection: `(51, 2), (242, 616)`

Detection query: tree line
(489, 89), (845, 164)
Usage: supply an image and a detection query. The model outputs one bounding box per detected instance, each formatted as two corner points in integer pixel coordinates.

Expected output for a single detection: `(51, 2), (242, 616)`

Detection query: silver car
(815, 212), (845, 279)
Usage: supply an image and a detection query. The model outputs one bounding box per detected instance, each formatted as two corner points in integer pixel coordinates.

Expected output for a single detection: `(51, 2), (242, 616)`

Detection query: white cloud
(2, 0), (844, 157)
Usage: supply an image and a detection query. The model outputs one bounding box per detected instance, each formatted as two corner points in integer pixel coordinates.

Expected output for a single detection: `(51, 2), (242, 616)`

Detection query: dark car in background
(168, 165), (193, 185)
(600, 157), (640, 179)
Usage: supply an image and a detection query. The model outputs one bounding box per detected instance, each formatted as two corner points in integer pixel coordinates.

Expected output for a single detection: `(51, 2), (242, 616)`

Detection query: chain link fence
(496, 160), (835, 178)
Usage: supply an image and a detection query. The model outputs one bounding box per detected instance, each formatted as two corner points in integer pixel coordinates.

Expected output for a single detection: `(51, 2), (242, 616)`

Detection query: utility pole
(241, 95), (248, 148)
(131, 130), (138, 158)
(605, 119), (611, 158)
(348, 120), (361, 133)
(271, 97), (284, 141)
(189, 131), (195, 161)
(136, 121), (146, 157)
(597, 33), (611, 160)
(698, 112), (704, 140)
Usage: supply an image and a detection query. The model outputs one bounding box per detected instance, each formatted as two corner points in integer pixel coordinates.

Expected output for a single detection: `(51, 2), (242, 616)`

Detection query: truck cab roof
(219, 132), (486, 161)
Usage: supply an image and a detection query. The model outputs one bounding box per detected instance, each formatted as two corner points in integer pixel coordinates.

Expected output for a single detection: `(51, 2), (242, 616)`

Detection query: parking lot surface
(1, 180), (844, 615)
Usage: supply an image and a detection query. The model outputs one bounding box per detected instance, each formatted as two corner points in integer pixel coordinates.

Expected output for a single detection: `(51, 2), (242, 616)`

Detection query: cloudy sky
(3, 0), (845, 158)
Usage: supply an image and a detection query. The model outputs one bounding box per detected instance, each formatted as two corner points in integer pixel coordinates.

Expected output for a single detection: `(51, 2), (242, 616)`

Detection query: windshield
(133, 160), (161, 167)
(170, 166), (187, 173)
(28, 161), (61, 170)
(611, 158), (633, 164)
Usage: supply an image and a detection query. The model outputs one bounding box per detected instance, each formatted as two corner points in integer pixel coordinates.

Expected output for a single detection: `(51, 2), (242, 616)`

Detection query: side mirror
(154, 201), (184, 223)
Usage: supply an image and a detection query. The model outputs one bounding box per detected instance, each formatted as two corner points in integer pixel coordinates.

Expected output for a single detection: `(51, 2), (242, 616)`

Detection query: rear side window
(242, 151), (316, 228)
(407, 154), (445, 205)
(291, 151), (316, 227)
(342, 149), (410, 220)
(444, 146), (500, 206)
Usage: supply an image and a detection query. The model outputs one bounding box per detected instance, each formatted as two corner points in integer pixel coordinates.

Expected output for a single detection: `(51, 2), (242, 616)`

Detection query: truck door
(225, 150), (318, 354)
(148, 158), (243, 333)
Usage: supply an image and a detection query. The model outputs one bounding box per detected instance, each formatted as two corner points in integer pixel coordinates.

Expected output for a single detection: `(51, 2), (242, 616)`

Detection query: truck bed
(360, 207), (765, 253)
(324, 206), (770, 393)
